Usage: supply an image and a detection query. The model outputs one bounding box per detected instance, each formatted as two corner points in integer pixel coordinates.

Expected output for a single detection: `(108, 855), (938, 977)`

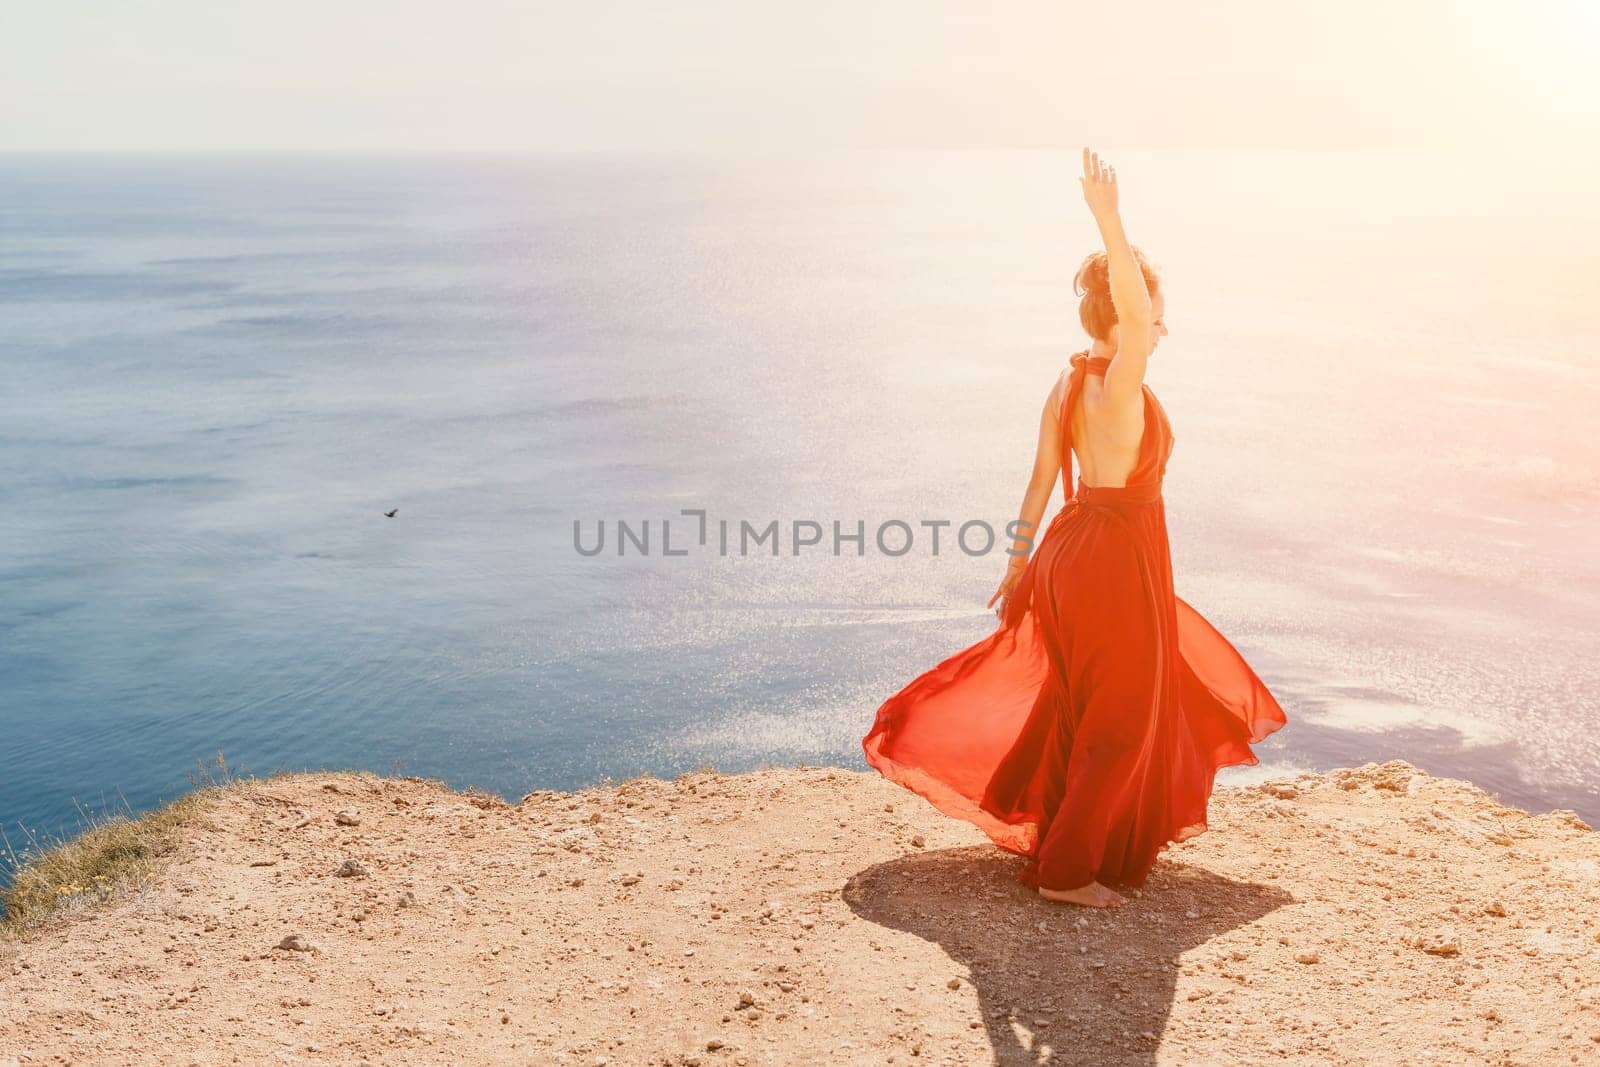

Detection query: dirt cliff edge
(3, 759), (1597, 1065)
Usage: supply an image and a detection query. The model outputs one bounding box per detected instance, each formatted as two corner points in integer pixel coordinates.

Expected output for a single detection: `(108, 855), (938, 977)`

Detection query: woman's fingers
(1082, 147), (1115, 184)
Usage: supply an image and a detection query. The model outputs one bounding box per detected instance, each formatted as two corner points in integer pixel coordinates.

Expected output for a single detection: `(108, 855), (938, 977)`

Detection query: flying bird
(384, 509), (398, 518)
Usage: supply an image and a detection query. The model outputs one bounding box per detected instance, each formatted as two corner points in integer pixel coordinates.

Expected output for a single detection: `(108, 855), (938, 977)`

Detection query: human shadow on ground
(843, 850), (1293, 1066)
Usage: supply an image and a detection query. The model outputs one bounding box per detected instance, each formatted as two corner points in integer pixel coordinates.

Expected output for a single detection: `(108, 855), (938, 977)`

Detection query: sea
(3, 148), (1597, 895)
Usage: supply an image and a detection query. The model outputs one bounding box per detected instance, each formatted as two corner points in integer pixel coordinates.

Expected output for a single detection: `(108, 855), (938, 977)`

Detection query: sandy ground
(1, 759), (1598, 1066)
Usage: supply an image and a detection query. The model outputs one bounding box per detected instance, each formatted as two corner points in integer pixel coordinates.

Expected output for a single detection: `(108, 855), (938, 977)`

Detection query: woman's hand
(1079, 146), (1119, 221)
(987, 558), (1028, 621)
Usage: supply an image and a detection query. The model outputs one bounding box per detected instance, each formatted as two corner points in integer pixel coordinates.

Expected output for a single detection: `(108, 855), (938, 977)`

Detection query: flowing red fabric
(862, 350), (1288, 892)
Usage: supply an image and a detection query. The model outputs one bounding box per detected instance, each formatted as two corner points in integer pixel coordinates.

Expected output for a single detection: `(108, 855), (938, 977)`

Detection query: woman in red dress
(861, 148), (1288, 908)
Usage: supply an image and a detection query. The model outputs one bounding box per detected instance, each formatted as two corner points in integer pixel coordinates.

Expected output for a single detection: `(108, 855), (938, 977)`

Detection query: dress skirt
(861, 477), (1288, 892)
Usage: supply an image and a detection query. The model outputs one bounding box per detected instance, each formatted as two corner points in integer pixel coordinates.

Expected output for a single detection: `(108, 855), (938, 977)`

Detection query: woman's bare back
(1062, 370), (1145, 489)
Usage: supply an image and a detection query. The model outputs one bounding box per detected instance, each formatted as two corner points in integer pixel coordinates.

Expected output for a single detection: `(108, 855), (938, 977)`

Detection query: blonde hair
(1073, 247), (1161, 343)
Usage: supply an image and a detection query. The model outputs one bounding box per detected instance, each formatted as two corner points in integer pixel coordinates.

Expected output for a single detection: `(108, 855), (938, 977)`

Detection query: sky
(2, 0), (1598, 153)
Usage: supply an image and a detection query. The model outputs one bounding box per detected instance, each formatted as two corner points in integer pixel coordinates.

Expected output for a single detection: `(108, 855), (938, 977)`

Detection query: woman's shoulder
(1045, 366), (1073, 419)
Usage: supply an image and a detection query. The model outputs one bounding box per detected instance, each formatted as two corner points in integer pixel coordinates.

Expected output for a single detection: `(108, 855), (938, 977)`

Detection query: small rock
(336, 859), (369, 878)
(1418, 932), (1461, 957)
(335, 809), (361, 827)
(947, 978), (961, 989)
(275, 934), (314, 952)
(1371, 762), (1415, 791)
(1294, 951), (1319, 965)
(910, 835), (925, 848)
(1548, 809), (1592, 832)
(1483, 901), (1507, 917)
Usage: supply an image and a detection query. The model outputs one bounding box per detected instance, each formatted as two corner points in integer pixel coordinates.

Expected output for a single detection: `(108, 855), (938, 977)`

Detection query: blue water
(3, 151), (1598, 893)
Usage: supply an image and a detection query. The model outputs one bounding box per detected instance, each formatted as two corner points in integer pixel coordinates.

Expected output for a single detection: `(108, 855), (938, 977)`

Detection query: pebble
(336, 859), (369, 879)
(1294, 951), (1319, 965)
(275, 934), (314, 952)
(335, 809), (361, 827)
(1418, 932), (1461, 957)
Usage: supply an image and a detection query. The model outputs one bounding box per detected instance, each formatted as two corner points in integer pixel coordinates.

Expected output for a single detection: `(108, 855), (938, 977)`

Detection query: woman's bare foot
(1037, 880), (1125, 908)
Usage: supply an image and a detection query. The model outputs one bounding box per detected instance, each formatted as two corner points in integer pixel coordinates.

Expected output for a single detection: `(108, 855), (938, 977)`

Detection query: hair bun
(1074, 252), (1111, 298)
(1073, 246), (1161, 344)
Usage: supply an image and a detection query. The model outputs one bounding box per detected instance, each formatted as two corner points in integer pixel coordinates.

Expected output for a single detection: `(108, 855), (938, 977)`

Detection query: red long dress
(861, 350), (1288, 892)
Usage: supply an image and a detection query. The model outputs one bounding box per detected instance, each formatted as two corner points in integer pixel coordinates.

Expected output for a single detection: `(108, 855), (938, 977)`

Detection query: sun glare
(1450, 1), (1600, 131)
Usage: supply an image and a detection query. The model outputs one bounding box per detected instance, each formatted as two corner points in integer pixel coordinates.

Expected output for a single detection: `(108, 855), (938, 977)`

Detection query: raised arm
(1080, 148), (1155, 408)
(988, 372), (1065, 619)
